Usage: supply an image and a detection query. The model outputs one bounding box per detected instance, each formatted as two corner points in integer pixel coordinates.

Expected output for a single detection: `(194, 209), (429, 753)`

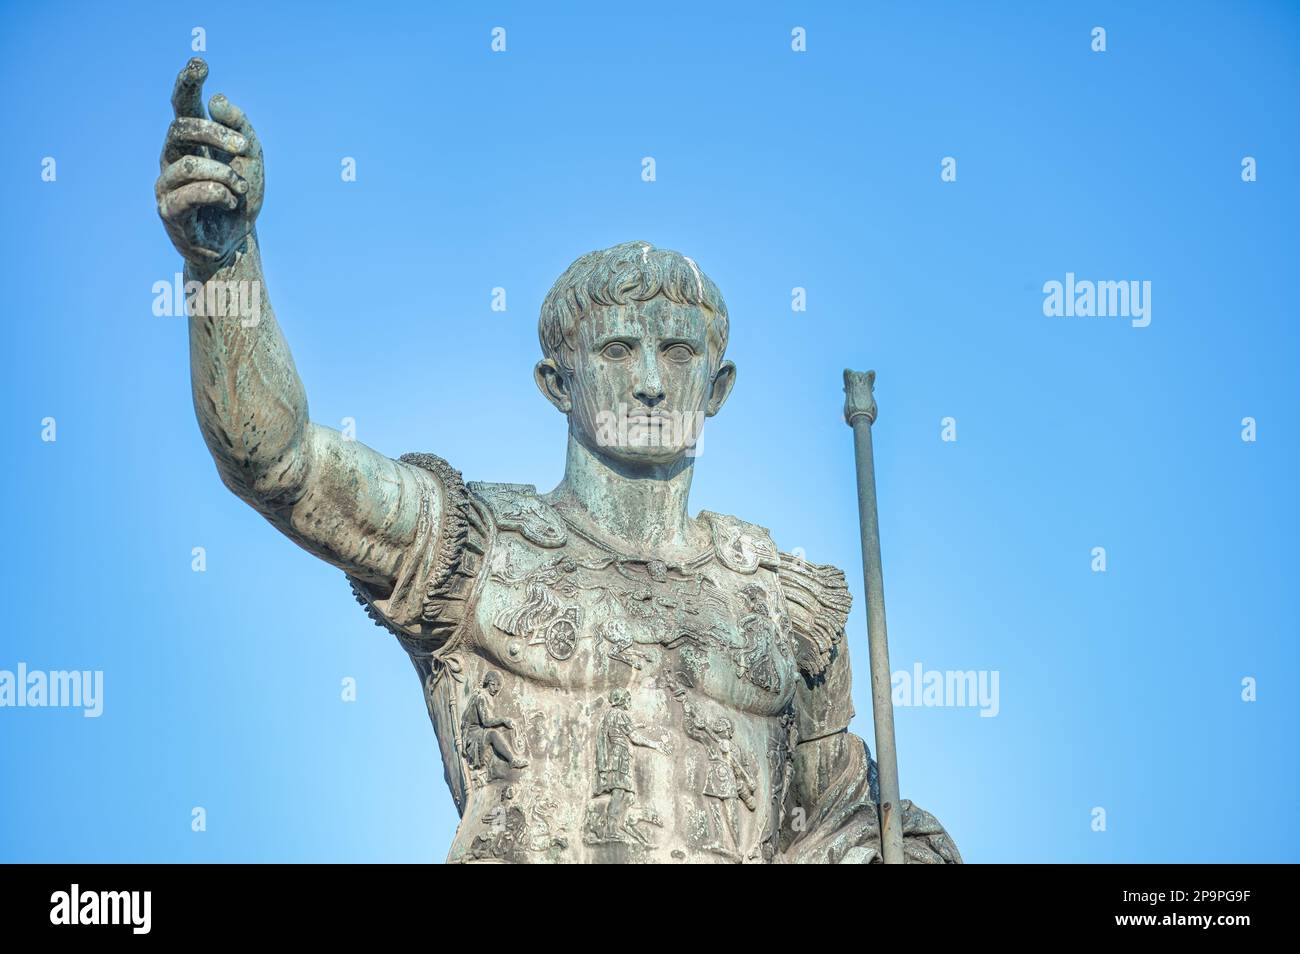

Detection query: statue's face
(537, 297), (736, 469)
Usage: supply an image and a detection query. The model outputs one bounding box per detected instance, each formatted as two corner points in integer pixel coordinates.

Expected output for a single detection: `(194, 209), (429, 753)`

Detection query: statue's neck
(547, 433), (699, 555)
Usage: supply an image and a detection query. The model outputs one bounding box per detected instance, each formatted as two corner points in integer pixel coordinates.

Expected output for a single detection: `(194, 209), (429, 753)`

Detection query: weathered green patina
(156, 57), (961, 864)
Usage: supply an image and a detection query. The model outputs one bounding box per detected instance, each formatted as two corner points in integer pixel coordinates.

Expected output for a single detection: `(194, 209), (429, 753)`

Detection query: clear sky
(2, 0), (1297, 863)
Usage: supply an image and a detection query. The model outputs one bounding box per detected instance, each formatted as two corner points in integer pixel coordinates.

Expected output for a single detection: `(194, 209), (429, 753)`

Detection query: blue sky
(2, 0), (1297, 862)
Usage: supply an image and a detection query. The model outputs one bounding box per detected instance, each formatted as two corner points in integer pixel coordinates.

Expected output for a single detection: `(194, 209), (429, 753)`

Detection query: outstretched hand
(156, 57), (264, 267)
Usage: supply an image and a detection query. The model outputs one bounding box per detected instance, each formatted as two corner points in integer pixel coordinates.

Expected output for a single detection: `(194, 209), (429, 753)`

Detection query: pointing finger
(171, 57), (209, 120)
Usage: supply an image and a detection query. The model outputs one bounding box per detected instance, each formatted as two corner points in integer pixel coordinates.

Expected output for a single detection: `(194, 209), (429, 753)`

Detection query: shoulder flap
(467, 481), (567, 548)
(699, 511), (780, 574)
(776, 550), (852, 678)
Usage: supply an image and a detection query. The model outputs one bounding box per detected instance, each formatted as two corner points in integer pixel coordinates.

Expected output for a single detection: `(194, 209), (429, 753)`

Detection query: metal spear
(843, 369), (904, 864)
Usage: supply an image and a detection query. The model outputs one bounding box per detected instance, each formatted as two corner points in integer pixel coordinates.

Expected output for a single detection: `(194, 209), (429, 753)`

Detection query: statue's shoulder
(350, 452), (488, 654)
(351, 466), (576, 652)
(465, 481), (568, 549)
(400, 470), (562, 548)
(696, 509), (851, 679)
(697, 510), (780, 574)
(775, 549), (852, 680)
(775, 546), (855, 740)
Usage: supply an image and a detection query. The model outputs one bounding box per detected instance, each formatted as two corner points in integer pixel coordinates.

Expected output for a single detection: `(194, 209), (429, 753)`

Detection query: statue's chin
(591, 441), (695, 470)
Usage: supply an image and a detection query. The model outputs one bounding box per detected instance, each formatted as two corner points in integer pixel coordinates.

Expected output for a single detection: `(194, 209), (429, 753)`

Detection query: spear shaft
(843, 369), (904, 865)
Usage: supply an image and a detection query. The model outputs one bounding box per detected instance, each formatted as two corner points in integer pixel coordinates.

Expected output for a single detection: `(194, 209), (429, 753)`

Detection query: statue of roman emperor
(156, 58), (961, 864)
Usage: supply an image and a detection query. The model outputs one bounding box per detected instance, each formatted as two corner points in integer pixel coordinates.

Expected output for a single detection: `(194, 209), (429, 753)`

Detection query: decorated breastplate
(349, 456), (852, 863)
(424, 485), (803, 862)
(464, 482), (798, 706)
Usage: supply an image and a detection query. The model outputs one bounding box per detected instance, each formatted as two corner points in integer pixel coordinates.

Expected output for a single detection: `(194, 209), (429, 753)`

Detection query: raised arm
(156, 58), (426, 593)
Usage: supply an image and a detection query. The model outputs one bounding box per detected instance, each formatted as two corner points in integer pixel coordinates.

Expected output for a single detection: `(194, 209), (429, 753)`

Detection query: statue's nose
(634, 354), (665, 406)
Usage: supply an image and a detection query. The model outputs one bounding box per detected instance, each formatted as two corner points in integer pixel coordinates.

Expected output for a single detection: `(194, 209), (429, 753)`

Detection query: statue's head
(535, 241), (736, 469)
(609, 687), (631, 709)
(483, 671), (503, 695)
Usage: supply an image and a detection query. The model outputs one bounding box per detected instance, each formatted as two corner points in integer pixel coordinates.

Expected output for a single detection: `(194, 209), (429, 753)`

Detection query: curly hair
(538, 241), (729, 373)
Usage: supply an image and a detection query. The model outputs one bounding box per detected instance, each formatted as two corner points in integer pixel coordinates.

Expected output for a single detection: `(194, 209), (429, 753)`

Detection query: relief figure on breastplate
(491, 555), (584, 662)
(583, 688), (672, 849)
(460, 671), (529, 783)
(665, 671), (760, 861)
(466, 781), (571, 863)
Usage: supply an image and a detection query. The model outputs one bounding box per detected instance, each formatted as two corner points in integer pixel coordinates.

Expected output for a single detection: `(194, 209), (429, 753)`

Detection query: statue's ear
(534, 359), (572, 414)
(706, 360), (736, 417)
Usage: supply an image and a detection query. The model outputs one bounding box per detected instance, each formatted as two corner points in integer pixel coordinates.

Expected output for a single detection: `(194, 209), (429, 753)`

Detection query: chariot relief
(491, 556), (584, 662)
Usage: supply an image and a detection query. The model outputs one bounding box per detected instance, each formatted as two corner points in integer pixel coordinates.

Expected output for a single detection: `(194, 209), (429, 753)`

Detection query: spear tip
(843, 369), (878, 426)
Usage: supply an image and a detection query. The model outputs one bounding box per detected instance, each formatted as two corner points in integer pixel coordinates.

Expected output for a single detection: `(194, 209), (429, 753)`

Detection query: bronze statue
(156, 57), (960, 864)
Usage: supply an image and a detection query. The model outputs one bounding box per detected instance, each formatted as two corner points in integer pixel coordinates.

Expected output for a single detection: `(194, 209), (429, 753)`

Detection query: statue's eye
(601, 342), (631, 360)
(664, 344), (695, 363)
